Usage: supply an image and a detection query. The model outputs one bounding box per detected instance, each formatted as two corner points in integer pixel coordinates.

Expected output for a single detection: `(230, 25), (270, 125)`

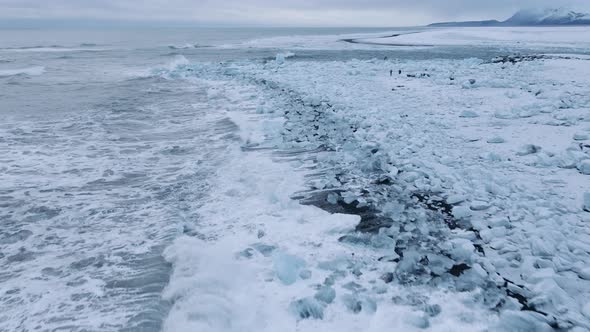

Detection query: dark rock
(449, 263), (471, 276)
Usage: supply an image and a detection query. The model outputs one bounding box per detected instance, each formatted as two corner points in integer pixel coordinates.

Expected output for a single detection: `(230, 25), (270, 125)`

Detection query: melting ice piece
(459, 110), (479, 118)
(314, 286), (336, 304)
(494, 311), (553, 332)
(289, 297), (324, 320)
(578, 160), (590, 175)
(452, 206), (472, 219)
(447, 194), (467, 205)
(252, 243), (277, 257)
(450, 238), (476, 262)
(275, 52), (294, 65)
(341, 294), (377, 314)
(273, 251), (306, 285)
(404, 313), (430, 329)
(487, 137), (506, 144)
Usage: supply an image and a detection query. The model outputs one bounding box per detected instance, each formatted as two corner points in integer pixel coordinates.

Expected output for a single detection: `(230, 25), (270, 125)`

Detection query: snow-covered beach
(156, 27), (590, 331)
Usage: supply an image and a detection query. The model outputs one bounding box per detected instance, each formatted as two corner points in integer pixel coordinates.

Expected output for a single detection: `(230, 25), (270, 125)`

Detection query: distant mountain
(429, 20), (501, 27)
(505, 8), (590, 25)
(429, 8), (590, 27)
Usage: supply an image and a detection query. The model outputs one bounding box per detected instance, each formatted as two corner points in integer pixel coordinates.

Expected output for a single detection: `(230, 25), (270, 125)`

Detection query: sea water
(1, 26), (420, 332)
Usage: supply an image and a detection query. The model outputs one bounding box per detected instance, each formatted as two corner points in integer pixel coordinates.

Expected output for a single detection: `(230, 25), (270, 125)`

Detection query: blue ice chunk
(342, 294), (362, 313)
(299, 269), (312, 280)
(314, 286), (336, 304)
(495, 311), (553, 332)
(405, 314), (430, 329)
(252, 243), (277, 257)
(341, 294), (378, 314)
(273, 251), (306, 285)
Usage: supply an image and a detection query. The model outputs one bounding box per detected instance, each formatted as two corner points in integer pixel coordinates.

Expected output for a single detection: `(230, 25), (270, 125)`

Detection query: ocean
(1, 26), (422, 332)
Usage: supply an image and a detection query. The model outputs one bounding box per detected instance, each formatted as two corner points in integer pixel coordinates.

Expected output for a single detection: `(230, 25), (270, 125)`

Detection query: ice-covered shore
(159, 29), (590, 331)
(355, 26), (590, 49)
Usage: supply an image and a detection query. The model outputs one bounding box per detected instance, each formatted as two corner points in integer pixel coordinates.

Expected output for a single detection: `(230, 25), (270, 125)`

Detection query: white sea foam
(0, 66), (45, 77)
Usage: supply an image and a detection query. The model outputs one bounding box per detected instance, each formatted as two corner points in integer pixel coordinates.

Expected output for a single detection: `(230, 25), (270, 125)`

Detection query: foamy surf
(0, 66), (45, 77)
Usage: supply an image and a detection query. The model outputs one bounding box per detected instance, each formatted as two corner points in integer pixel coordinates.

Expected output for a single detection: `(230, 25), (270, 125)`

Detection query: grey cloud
(0, 0), (588, 26)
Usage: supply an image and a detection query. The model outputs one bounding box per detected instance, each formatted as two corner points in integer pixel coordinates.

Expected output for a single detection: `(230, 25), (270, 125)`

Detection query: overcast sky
(1, 0), (590, 26)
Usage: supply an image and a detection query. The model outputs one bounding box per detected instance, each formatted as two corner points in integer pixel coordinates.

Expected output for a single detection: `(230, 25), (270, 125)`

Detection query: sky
(1, 0), (590, 27)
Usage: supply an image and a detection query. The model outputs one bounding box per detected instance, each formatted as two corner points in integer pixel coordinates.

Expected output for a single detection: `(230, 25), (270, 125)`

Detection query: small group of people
(390, 69), (402, 76)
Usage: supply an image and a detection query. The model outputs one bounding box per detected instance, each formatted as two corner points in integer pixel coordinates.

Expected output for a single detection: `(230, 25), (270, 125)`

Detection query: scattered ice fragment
(237, 248), (254, 259)
(584, 192), (590, 212)
(470, 201), (491, 211)
(307, 96), (322, 107)
(341, 191), (358, 204)
(487, 137), (505, 144)
(516, 144), (542, 156)
(447, 194), (467, 205)
(370, 234), (396, 249)
(326, 193), (339, 204)
(526, 268), (555, 283)
(373, 284), (387, 294)
(484, 152), (503, 162)
(472, 263), (488, 278)
(289, 297), (324, 320)
(361, 297), (377, 314)
(275, 53), (286, 64)
(299, 269), (312, 280)
(425, 304), (442, 317)
(273, 252), (306, 285)
(464, 135), (482, 142)
(380, 272), (394, 283)
(342, 294), (362, 313)
(495, 310), (553, 332)
(425, 253), (454, 275)
(452, 206), (473, 219)
(314, 286), (336, 304)
(404, 313), (430, 329)
(480, 226), (507, 243)
(576, 267), (590, 280)
(574, 133), (589, 141)
(462, 79), (477, 89)
(577, 160), (590, 175)
(530, 236), (556, 257)
(252, 243), (277, 257)
(460, 110), (479, 118)
(450, 238), (475, 261)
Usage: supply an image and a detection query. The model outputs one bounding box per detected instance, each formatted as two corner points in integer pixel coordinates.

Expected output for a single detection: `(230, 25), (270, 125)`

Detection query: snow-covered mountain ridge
(506, 8), (590, 25)
(430, 7), (590, 27)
